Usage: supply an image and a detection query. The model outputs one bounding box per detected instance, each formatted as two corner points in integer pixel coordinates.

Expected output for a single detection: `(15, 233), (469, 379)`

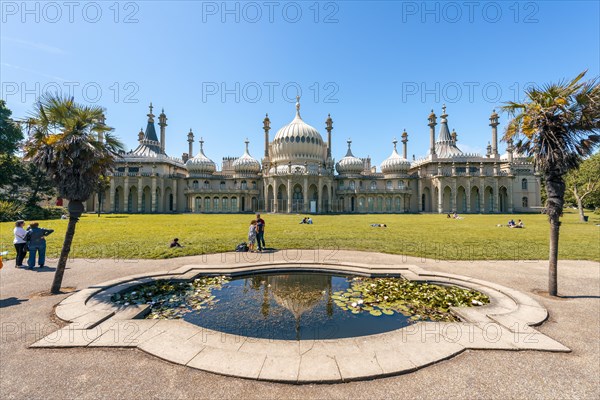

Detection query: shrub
(0, 200), (25, 222)
(23, 205), (67, 220)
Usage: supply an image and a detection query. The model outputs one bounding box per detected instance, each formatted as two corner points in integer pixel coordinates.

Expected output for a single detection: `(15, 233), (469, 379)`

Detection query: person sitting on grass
(170, 238), (182, 248)
(307, 217), (313, 224)
(371, 223), (387, 227)
(508, 219), (516, 227)
(515, 219), (524, 228)
(300, 217), (307, 224)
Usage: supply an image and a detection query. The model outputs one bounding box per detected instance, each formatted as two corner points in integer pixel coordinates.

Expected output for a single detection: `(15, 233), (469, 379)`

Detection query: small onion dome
(380, 138), (410, 174)
(335, 139), (363, 175)
(186, 137), (216, 174)
(233, 139), (261, 174)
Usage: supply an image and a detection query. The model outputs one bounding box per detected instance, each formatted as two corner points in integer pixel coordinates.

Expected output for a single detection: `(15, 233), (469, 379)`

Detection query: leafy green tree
(565, 152), (600, 220)
(24, 94), (123, 294)
(0, 99), (23, 154)
(502, 71), (600, 296)
(96, 175), (111, 217)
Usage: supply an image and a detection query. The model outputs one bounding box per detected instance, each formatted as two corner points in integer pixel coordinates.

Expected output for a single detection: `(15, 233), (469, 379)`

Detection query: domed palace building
(89, 99), (541, 214)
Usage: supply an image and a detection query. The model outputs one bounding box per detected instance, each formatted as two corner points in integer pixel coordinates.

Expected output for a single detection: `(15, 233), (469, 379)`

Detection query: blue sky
(2, 1), (599, 166)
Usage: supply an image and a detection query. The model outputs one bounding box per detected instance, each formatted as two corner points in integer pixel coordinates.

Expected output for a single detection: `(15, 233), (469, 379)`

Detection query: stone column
(466, 181), (471, 213)
(109, 177), (115, 212)
(303, 177), (309, 213)
(508, 179), (514, 213)
(493, 181), (499, 213)
(287, 178), (292, 213)
(273, 178), (279, 213)
(479, 178), (485, 213)
(452, 180), (457, 212)
(173, 179), (178, 212)
(437, 182), (443, 214)
(318, 177), (323, 213)
(137, 177), (143, 213)
(123, 176), (130, 213)
(152, 175), (157, 213)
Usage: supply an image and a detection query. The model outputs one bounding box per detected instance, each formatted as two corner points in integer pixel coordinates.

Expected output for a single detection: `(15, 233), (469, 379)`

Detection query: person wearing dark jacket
(26, 222), (54, 269)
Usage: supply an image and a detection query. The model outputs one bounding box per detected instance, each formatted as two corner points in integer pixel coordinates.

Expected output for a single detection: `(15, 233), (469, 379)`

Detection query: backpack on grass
(235, 242), (249, 252)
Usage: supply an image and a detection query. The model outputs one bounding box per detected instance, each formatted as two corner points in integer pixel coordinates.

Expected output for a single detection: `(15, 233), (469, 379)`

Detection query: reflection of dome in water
(269, 274), (330, 319)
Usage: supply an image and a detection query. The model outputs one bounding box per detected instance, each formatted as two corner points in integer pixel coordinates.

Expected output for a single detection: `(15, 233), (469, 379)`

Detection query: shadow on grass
(0, 297), (29, 308)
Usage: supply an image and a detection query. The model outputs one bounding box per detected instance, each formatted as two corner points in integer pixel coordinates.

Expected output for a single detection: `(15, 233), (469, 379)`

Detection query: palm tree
(502, 71), (600, 296)
(24, 94), (123, 294)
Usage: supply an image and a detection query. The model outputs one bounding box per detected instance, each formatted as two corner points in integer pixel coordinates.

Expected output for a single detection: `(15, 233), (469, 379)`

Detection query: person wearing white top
(13, 220), (28, 268)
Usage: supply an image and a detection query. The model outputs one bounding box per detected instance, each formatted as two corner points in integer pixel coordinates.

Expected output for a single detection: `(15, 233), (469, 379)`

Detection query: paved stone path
(1, 250), (598, 398)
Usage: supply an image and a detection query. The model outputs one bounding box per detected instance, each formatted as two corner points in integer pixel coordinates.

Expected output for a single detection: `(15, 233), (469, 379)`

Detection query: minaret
(187, 128), (194, 157)
(428, 109), (437, 157)
(263, 113), (270, 158)
(138, 128), (144, 143)
(489, 109), (500, 158)
(401, 129), (408, 159)
(158, 108), (167, 153)
(506, 138), (514, 163)
(98, 112), (106, 143)
(325, 114), (333, 159)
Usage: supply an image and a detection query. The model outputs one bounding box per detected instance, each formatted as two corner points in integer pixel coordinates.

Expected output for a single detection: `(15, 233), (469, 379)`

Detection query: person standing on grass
(248, 220), (258, 252)
(13, 220), (28, 268)
(256, 213), (266, 252)
(26, 222), (54, 269)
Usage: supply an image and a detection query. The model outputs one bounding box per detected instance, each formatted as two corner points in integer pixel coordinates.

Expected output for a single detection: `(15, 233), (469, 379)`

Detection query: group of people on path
(12, 220), (54, 269)
(247, 213), (266, 252)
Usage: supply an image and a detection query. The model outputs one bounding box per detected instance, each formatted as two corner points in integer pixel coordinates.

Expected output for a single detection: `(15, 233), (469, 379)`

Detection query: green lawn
(1, 211), (598, 262)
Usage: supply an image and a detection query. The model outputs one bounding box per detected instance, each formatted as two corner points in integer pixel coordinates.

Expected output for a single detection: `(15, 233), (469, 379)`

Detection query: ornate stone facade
(86, 100), (541, 214)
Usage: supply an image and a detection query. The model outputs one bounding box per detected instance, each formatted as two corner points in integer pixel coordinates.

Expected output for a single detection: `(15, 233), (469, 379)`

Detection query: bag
(235, 242), (249, 252)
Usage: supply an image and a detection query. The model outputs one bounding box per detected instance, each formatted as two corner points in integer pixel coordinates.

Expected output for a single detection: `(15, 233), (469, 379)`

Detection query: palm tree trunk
(50, 201), (84, 294)
(545, 171), (565, 297)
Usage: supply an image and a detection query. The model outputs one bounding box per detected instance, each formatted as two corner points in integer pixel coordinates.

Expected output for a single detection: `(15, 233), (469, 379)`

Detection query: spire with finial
(345, 138), (354, 157)
(138, 128), (144, 142)
(263, 113), (270, 129)
(440, 104), (448, 123)
(199, 137), (205, 154)
(187, 128), (194, 142)
(392, 137), (398, 151)
(147, 102), (155, 122)
(244, 138), (250, 153)
(295, 95), (301, 118)
(326, 113), (333, 158)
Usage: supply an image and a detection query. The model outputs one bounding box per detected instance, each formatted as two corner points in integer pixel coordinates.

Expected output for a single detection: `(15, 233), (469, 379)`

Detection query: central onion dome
(270, 96), (327, 164)
(380, 139), (410, 175)
(336, 139), (363, 175)
(186, 138), (216, 175)
(233, 139), (261, 174)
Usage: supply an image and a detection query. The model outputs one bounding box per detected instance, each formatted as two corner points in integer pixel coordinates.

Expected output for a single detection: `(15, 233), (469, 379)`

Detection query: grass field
(1, 210), (599, 262)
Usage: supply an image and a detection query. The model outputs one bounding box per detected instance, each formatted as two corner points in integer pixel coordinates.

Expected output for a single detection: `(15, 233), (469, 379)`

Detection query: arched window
(252, 181), (257, 189)
(220, 181), (225, 190)
(203, 180), (210, 189)
(222, 197), (228, 211)
(241, 180), (247, 190)
(349, 180), (355, 190)
(193, 180), (199, 189)
(204, 197), (211, 211)
(386, 181), (392, 190)
(338, 180), (344, 188)
(213, 197), (219, 211)
(370, 181), (377, 190)
(398, 180), (405, 189)
(522, 178), (528, 190)
(522, 196), (528, 207)
(231, 197), (238, 210)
